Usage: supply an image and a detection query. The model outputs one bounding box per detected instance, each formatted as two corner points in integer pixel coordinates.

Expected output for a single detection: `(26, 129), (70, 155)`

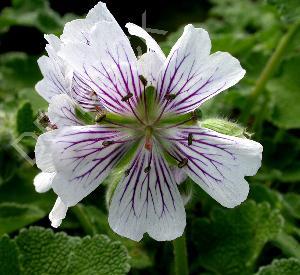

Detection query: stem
(72, 204), (97, 236)
(240, 21), (300, 124)
(173, 233), (189, 275)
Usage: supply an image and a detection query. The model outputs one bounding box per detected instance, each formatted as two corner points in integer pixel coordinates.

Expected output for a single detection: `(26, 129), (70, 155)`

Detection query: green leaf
(0, 52), (40, 92)
(283, 193), (300, 219)
(267, 0), (300, 23)
(0, 0), (75, 34)
(0, 203), (45, 235)
(16, 102), (35, 134)
(15, 227), (130, 275)
(68, 235), (131, 275)
(273, 232), (300, 260)
(0, 235), (20, 275)
(15, 227), (81, 275)
(267, 57), (300, 129)
(256, 258), (300, 275)
(192, 201), (283, 275)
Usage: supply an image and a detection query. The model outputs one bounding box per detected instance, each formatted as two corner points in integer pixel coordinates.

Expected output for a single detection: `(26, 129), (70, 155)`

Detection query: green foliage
(0, 52), (40, 92)
(16, 102), (35, 134)
(267, 57), (300, 129)
(9, 227), (130, 275)
(0, 0), (75, 34)
(67, 235), (130, 275)
(268, 0), (300, 23)
(192, 201), (283, 275)
(0, 203), (45, 235)
(0, 235), (20, 275)
(256, 258), (300, 275)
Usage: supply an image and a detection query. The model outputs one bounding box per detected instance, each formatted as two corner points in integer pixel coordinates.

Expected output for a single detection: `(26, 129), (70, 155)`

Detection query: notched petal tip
(49, 197), (68, 228)
(33, 172), (55, 193)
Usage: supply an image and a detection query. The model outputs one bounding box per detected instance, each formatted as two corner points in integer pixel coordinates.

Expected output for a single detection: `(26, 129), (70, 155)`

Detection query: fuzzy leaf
(192, 201), (283, 275)
(68, 235), (131, 275)
(256, 258), (300, 275)
(15, 227), (130, 275)
(0, 235), (20, 275)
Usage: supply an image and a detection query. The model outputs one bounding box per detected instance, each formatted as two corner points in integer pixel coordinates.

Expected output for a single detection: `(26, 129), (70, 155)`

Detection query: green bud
(200, 118), (249, 138)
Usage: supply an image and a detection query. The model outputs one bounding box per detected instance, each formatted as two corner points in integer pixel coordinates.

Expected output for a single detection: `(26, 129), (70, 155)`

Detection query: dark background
(0, 0), (210, 54)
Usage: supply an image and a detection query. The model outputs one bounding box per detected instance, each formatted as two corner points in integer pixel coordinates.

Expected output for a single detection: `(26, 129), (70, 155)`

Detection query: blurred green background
(0, 0), (300, 274)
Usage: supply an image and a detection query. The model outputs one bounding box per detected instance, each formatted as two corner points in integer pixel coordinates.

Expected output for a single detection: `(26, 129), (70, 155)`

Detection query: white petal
(59, 21), (142, 116)
(172, 167), (188, 185)
(156, 24), (245, 114)
(35, 130), (58, 172)
(33, 172), (56, 193)
(35, 55), (73, 102)
(126, 23), (166, 61)
(165, 126), (263, 208)
(138, 52), (164, 86)
(48, 94), (82, 127)
(108, 141), (186, 241)
(50, 125), (131, 206)
(44, 34), (62, 58)
(49, 197), (68, 228)
(61, 2), (122, 44)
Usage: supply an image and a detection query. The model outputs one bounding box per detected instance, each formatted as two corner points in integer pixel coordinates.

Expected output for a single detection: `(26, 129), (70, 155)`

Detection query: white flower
(34, 2), (263, 241)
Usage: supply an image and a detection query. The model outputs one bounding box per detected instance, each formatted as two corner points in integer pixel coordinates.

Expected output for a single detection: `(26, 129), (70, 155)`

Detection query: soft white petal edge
(49, 197), (68, 228)
(126, 23), (166, 61)
(35, 130), (58, 172)
(108, 143), (186, 241)
(167, 127), (263, 208)
(48, 94), (82, 127)
(33, 172), (56, 193)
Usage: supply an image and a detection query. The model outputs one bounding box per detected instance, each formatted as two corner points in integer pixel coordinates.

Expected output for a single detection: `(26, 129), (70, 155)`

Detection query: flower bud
(200, 118), (250, 138)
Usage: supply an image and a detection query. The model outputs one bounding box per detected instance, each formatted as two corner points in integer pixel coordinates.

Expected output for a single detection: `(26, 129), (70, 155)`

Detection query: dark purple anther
(121, 92), (133, 102)
(178, 158), (188, 168)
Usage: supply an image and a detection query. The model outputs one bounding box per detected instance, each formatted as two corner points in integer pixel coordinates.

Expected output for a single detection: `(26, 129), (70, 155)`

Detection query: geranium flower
(34, 2), (263, 241)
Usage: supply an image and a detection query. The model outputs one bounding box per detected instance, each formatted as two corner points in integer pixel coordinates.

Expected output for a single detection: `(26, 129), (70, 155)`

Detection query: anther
(95, 105), (103, 112)
(95, 113), (106, 122)
(144, 166), (151, 173)
(139, 75), (148, 86)
(191, 109), (202, 121)
(38, 112), (50, 128)
(164, 93), (177, 101)
(102, 140), (114, 147)
(121, 93), (133, 102)
(178, 158), (188, 168)
(125, 169), (130, 176)
(188, 133), (193, 145)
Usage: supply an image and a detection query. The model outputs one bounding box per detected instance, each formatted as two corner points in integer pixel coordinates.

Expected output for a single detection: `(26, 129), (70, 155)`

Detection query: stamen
(139, 75), (148, 87)
(102, 140), (114, 147)
(145, 126), (153, 151)
(125, 169), (130, 177)
(191, 109), (202, 121)
(164, 93), (177, 101)
(38, 112), (50, 127)
(144, 166), (151, 173)
(145, 138), (152, 151)
(95, 113), (106, 122)
(95, 105), (103, 112)
(178, 158), (188, 168)
(188, 133), (193, 145)
(121, 93), (133, 102)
